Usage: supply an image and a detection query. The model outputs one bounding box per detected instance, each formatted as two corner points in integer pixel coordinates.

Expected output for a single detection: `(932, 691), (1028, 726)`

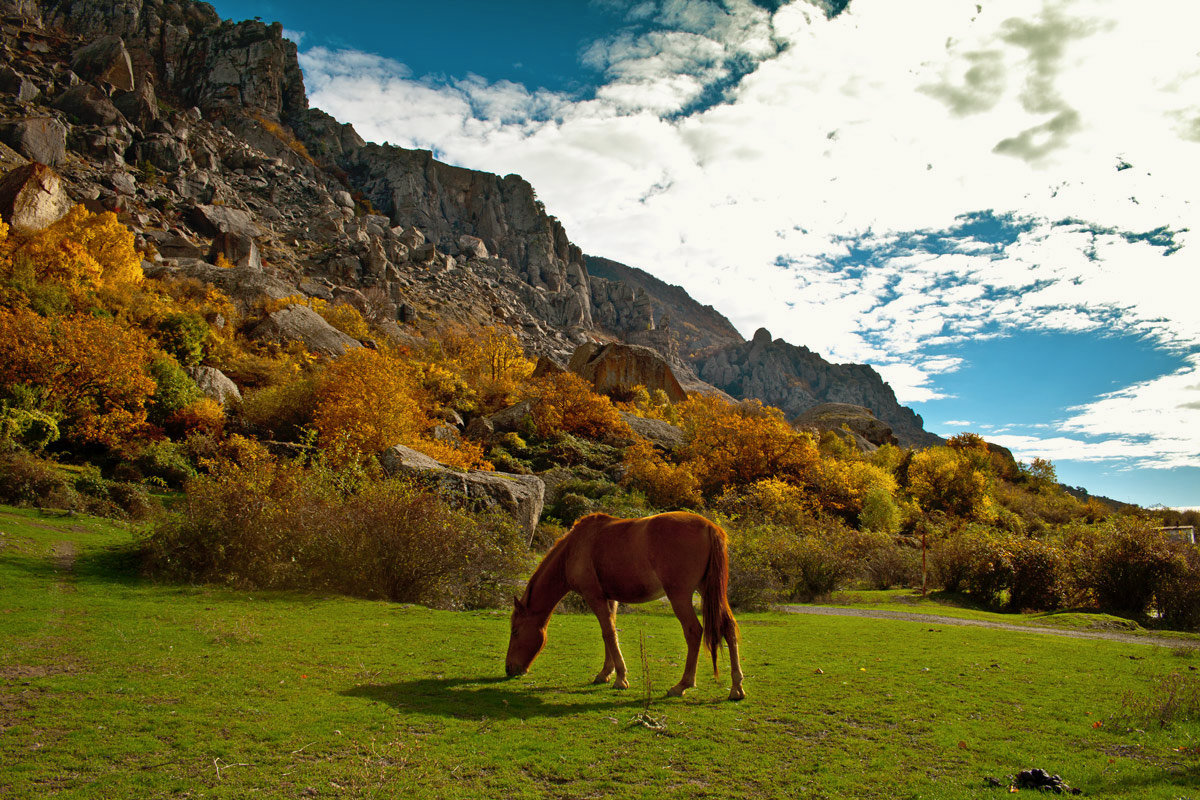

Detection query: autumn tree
(677, 396), (821, 496)
(907, 446), (993, 520)
(0, 205), (142, 297)
(0, 307), (156, 446)
(531, 372), (630, 441)
(312, 347), (487, 469)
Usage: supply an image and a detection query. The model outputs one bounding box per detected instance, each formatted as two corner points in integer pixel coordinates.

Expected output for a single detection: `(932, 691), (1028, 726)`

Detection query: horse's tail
(701, 521), (739, 678)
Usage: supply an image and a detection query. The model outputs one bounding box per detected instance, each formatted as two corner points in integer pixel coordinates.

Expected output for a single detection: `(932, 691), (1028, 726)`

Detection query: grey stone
(71, 35), (135, 92)
(0, 163), (72, 233)
(1, 117), (68, 166)
(189, 366), (242, 405)
(488, 399), (535, 433)
(379, 444), (546, 540)
(53, 85), (128, 127)
(618, 411), (685, 452)
(208, 230), (262, 270)
(249, 304), (362, 358)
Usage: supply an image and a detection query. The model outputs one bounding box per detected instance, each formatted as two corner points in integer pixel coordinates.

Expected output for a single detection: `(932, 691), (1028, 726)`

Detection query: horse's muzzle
(505, 664), (526, 678)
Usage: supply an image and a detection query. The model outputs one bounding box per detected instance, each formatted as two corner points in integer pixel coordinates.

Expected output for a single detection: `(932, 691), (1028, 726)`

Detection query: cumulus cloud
(296, 0), (1200, 476)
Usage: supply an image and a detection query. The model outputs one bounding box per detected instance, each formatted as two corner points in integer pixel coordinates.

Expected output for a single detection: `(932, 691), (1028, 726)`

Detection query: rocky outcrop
(248, 304), (362, 357)
(793, 403), (899, 452)
(568, 342), (687, 403)
(0, 117), (67, 166)
(586, 254), (743, 357)
(189, 365), (241, 405)
(379, 444), (545, 540)
(695, 328), (941, 448)
(619, 411), (685, 451)
(0, 162), (71, 232)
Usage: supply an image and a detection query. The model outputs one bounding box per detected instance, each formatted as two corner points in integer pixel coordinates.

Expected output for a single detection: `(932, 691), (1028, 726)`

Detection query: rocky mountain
(0, 0), (941, 447)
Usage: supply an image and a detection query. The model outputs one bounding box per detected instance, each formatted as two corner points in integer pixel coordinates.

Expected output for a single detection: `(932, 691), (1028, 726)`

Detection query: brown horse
(505, 511), (745, 701)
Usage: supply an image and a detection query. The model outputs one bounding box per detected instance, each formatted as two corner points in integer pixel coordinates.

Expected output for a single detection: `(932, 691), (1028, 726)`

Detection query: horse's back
(576, 512), (718, 601)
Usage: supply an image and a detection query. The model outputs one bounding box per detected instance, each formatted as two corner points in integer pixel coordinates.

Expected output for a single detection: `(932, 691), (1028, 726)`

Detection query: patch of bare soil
(782, 606), (1185, 648)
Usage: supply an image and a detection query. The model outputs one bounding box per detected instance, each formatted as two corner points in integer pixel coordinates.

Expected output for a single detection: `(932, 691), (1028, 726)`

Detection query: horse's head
(505, 595), (547, 677)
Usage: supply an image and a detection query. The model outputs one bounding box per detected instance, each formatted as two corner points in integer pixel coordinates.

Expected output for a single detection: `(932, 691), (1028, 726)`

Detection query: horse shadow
(341, 675), (649, 721)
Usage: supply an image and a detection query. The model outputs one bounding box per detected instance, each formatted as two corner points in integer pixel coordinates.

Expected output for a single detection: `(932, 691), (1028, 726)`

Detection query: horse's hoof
(728, 687), (746, 701)
(592, 674), (610, 685)
(666, 684), (688, 698)
(614, 678), (630, 690)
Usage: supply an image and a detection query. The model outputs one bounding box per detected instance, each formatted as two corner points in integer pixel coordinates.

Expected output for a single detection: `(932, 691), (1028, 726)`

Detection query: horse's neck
(525, 540), (571, 619)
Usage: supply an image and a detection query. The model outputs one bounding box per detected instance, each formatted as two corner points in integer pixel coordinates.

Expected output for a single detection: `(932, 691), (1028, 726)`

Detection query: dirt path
(781, 605), (1190, 648)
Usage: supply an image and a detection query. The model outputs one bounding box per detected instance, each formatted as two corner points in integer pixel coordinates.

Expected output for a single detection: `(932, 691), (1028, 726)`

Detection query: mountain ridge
(1, 0), (940, 446)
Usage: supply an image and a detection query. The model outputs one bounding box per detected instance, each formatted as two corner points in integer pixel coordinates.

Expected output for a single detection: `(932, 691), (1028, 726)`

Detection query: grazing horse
(505, 511), (745, 701)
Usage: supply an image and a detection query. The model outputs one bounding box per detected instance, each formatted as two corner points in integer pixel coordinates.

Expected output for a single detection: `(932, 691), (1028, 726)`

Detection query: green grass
(821, 589), (1200, 640)
(1, 507), (1198, 799)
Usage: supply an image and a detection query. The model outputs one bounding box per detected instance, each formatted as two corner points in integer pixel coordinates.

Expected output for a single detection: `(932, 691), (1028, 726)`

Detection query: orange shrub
(677, 396), (821, 496)
(531, 372), (631, 441)
(0, 307), (155, 446)
(1, 205), (142, 294)
(621, 437), (701, 508)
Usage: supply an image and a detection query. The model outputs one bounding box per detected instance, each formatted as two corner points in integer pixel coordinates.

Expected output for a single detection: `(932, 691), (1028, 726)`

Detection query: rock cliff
(0, 0), (941, 447)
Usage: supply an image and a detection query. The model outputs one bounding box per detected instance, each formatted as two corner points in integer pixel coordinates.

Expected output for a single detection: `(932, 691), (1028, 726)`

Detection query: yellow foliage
(617, 384), (681, 425)
(908, 446), (994, 520)
(167, 397), (226, 438)
(310, 298), (370, 340)
(312, 347), (488, 469)
(677, 395), (820, 495)
(433, 324), (534, 410)
(0, 205), (142, 294)
(0, 307), (155, 445)
(532, 372), (631, 441)
(621, 437), (701, 508)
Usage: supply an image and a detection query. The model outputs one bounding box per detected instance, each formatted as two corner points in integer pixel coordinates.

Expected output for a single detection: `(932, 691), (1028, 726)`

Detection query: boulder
(457, 234), (488, 259)
(0, 141), (27, 173)
(792, 403), (899, 451)
(0, 67), (39, 104)
(129, 134), (190, 173)
(531, 356), (566, 379)
(568, 342), (687, 403)
(488, 399), (535, 433)
(208, 230), (262, 270)
(1, 117), (68, 166)
(188, 203), (258, 237)
(53, 85), (128, 127)
(618, 411), (685, 451)
(0, 163), (72, 233)
(249, 304), (362, 357)
(71, 35), (135, 93)
(189, 366), (241, 405)
(112, 78), (159, 129)
(380, 444), (546, 540)
(464, 416), (495, 441)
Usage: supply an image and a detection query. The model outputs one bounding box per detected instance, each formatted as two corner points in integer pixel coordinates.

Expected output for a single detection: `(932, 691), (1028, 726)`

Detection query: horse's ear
(513, 595), (525, 613)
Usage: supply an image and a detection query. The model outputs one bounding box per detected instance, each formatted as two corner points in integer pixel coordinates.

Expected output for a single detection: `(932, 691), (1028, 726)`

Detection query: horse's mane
(520, 513), (614, 606)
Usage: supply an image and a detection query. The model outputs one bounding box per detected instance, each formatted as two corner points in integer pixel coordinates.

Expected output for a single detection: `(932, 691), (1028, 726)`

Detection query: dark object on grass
(1015, 768), (1082, 794)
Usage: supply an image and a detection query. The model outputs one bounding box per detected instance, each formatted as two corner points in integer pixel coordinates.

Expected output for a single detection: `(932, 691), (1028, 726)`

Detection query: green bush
(1008, 537), (1067, 611)
(0, 406), (60, 451)
(1075, 518), (1181, 618)
(147, 356), (202, 426)
(1156, 546), (1200, 631)
(120, 440), (197, 488)
(156, 312), (210, 368)
(859, 534), (921, 590)
(726, 519), (854, 606)
(0, 450), (73, 507)
(142, 450), (528, 609)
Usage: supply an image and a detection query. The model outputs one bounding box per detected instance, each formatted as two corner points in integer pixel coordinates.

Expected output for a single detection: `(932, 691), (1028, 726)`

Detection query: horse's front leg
(591, 599), (618, 684)
(666, 590), (703, 698)
(586, 596), (628, 689)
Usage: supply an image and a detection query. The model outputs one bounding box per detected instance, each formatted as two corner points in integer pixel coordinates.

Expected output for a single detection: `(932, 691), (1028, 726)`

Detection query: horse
(505, 511), (745, 701)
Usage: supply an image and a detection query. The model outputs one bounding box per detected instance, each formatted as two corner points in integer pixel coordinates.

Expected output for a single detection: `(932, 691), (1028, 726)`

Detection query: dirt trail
(782, 605), (1191, 648)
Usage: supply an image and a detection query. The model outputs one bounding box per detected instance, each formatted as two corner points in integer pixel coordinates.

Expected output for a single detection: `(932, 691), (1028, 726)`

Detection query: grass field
(1, 507), (1198, 799)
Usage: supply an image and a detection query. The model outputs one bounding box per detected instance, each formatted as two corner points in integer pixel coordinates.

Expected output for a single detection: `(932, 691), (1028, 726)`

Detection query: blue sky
(210, 0), (1199, 508)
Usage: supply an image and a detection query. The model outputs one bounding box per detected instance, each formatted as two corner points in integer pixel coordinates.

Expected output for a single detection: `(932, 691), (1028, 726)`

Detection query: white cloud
(296, 0), (1200, 474)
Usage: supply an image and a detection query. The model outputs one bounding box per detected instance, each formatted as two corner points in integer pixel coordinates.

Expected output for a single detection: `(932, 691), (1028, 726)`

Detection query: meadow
(1, 506), (1197, 799)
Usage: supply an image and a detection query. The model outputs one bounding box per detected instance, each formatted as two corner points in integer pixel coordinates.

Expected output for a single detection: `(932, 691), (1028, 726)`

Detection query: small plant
(1117, 669), (1200, 729)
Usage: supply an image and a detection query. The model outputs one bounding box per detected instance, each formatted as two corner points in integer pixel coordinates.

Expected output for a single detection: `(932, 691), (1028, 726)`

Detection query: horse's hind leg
(586, 596), (629, 689)
(725, 617), (745, 701)
(592, 600), (618, 684)
(666, 591), (703, 698)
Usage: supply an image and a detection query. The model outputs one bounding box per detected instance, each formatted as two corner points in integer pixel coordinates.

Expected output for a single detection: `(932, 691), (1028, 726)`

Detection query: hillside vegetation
(2, 207), (1199, 628)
